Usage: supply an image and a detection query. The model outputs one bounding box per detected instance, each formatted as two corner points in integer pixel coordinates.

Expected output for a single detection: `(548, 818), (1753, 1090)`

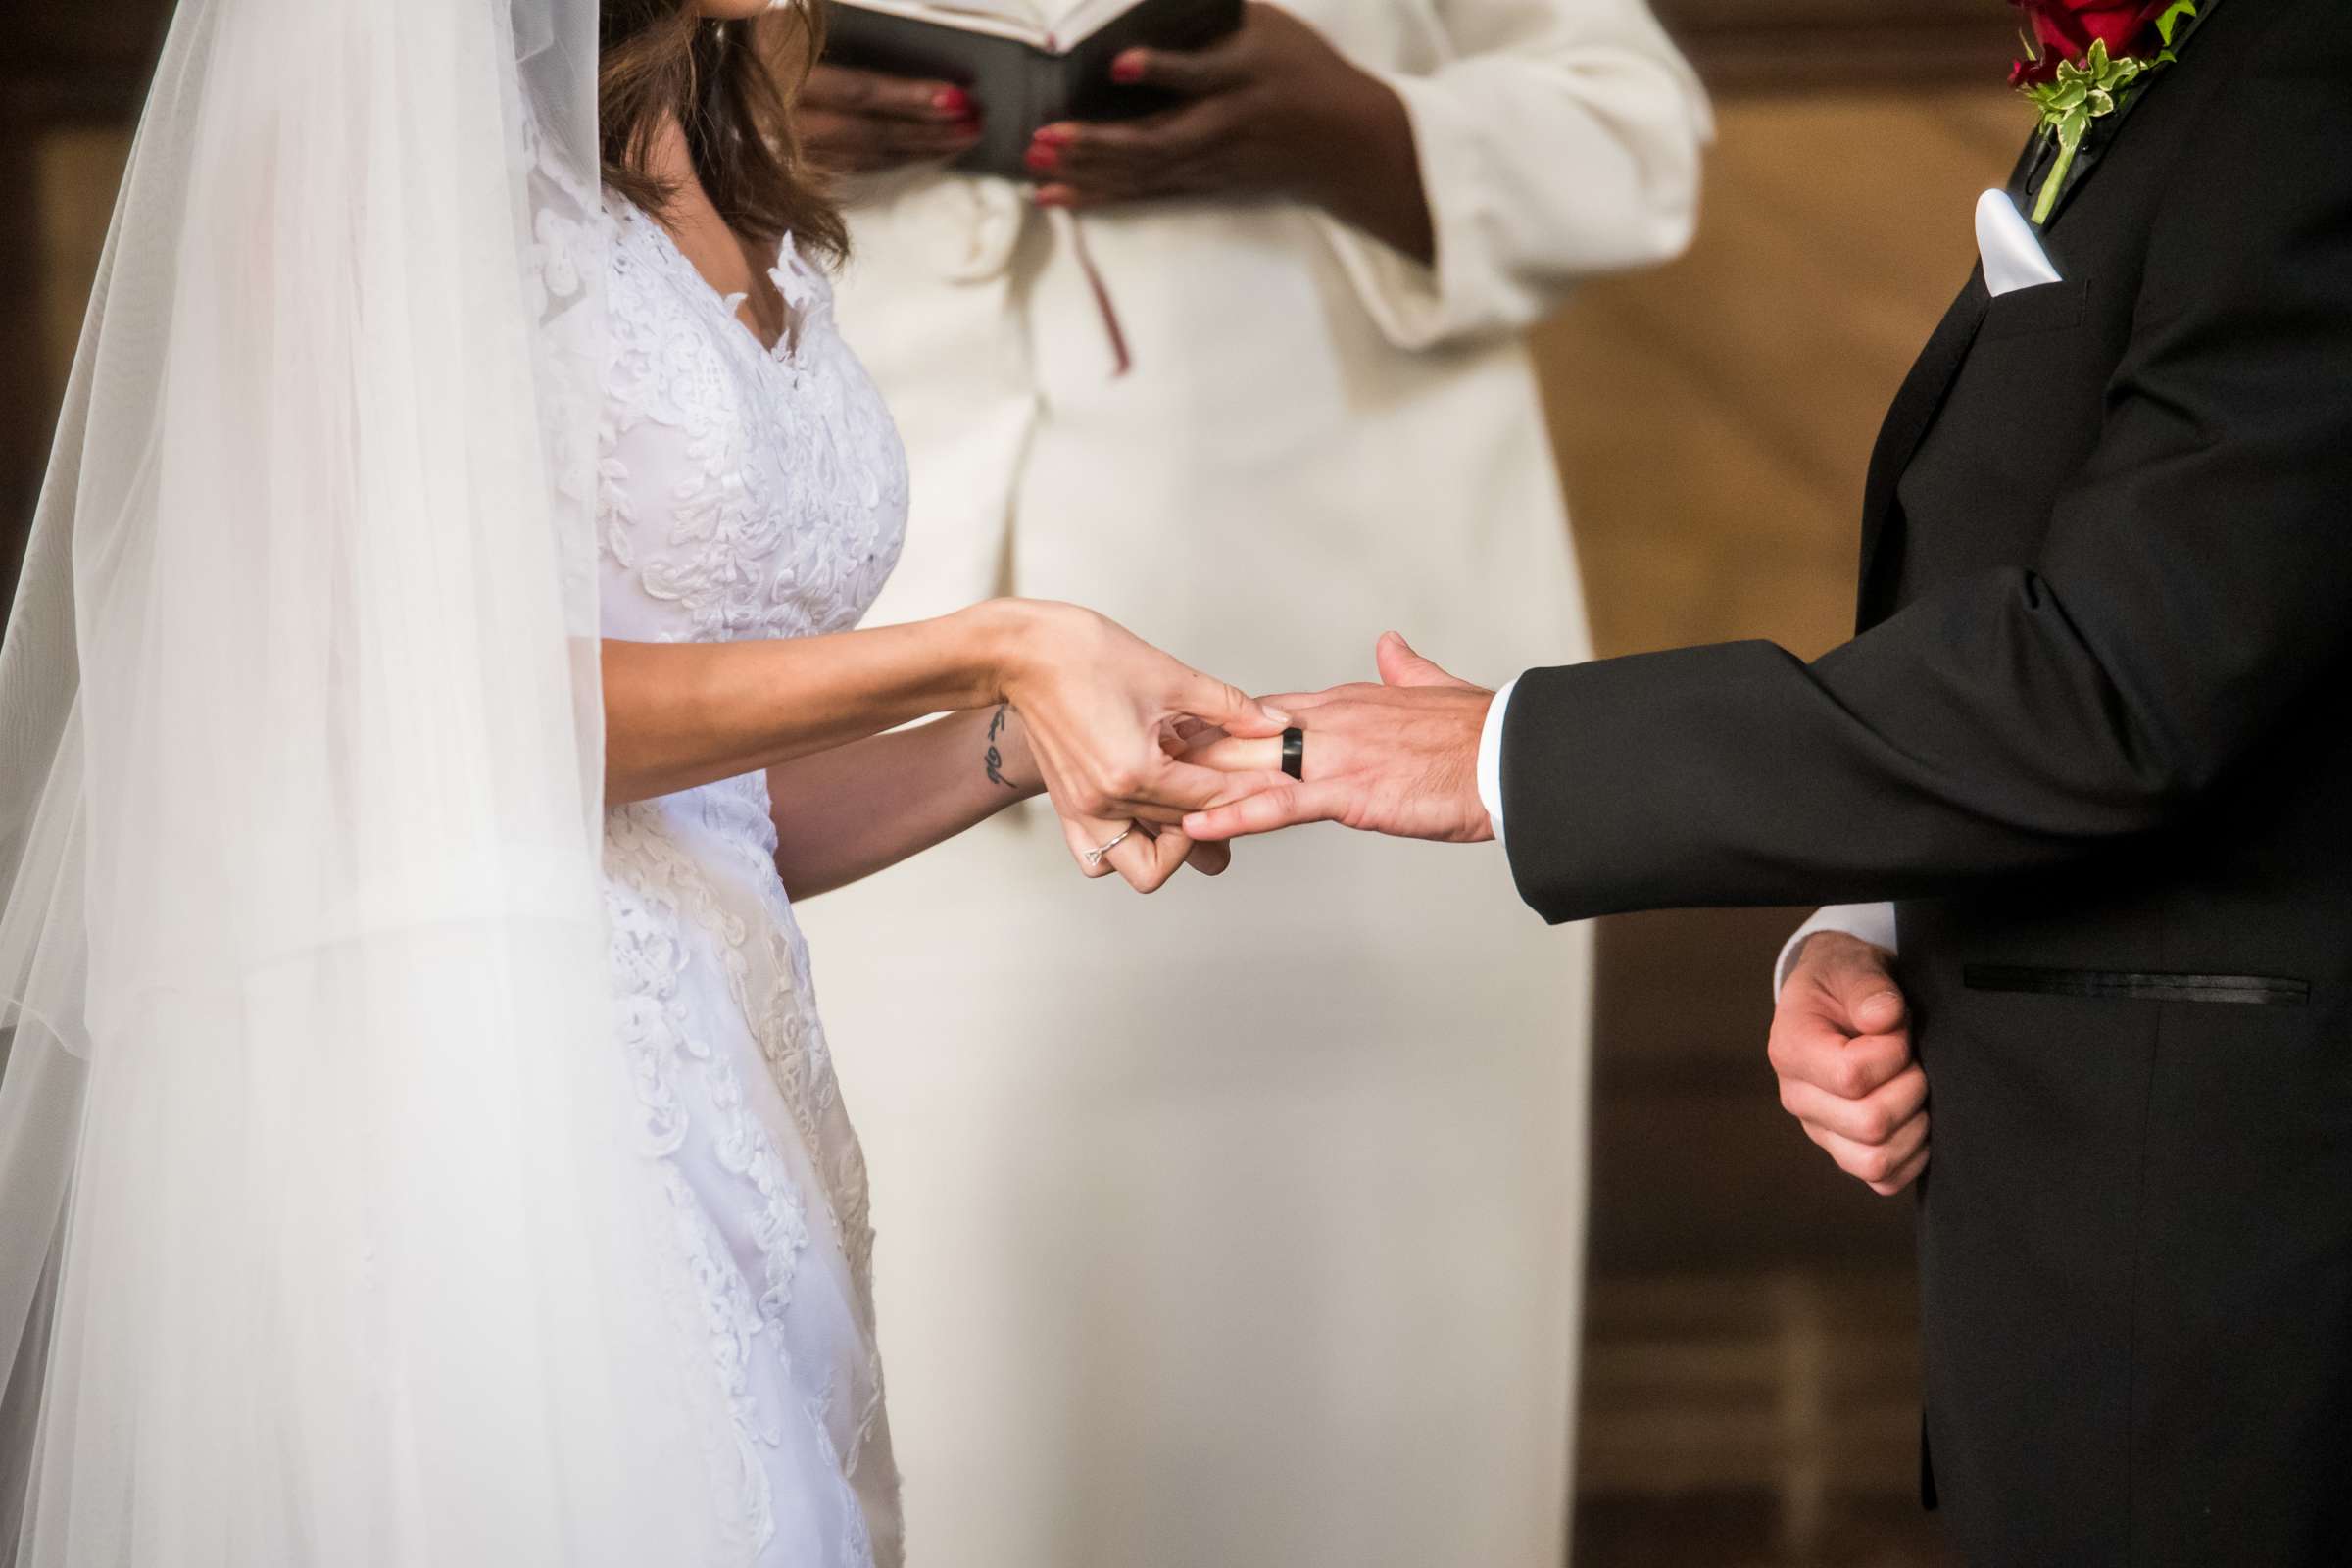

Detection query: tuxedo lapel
(1854, 274), (1990, 625)
(2016, 0), (2226, 229)
(1861, 0), (2228, 625)
(2006, 127), (2052, 209)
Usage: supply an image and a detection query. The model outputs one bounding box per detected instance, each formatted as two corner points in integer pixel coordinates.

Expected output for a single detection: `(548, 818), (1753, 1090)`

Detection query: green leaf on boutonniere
(2154, 0), (2199, 63)
(2021, 38), (2150, 222)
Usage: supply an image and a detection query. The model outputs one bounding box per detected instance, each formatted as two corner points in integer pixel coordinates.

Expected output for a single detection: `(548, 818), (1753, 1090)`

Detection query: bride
(0, 0), (1287, 1561)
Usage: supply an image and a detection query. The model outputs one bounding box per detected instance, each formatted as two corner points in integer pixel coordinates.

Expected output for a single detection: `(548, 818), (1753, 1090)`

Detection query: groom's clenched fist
(1770, 933), (1927, 1196)
(1181, 633), (1494, 844)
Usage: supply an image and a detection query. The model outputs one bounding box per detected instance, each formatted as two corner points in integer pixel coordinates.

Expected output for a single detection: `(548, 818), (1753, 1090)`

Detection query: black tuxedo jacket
(1499, 0), (2352, 1559)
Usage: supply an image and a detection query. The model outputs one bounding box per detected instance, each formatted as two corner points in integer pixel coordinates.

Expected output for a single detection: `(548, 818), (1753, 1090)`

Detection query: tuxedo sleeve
(1499, 31), (2352, 924)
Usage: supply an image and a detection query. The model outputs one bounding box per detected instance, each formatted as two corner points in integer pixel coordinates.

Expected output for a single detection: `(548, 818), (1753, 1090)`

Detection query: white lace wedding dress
(595, 198), (908, 1567)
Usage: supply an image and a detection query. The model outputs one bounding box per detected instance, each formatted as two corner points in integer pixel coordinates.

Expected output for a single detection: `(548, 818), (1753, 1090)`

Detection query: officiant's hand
(800, 65), (984, 174)
(1023, 4), (1435, 264)
(1180, 633), (1494, 845)
(1770, 934), (1927, 1196)
(998, 602), (1290, 891)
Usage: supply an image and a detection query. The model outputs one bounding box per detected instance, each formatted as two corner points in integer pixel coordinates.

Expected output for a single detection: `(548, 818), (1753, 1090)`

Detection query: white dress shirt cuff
(1477, 676), (1520, 848)
(1773, 903), (1900, 998)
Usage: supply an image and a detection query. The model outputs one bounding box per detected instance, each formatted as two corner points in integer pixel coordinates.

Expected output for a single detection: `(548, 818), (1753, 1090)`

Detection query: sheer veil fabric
(0, 0), (738, 1560)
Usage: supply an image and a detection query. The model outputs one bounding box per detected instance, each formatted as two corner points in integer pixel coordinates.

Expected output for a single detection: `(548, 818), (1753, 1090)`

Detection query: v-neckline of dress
(629, 204), (810, 368)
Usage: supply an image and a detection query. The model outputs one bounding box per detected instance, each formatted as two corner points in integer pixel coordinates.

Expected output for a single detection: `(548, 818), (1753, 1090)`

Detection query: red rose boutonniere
(2011, 0), (2201, 222)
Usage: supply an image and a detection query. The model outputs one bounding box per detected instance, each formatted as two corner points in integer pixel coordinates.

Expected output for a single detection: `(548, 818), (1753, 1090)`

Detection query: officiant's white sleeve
(1320, 0), (1712, 351)
(1772, 905), (1901, 998)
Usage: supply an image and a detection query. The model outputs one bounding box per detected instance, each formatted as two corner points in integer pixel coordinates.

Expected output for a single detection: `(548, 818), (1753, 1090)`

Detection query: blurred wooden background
(2, 4), (2029, 1563)
(1535, 76), (2021, 1567)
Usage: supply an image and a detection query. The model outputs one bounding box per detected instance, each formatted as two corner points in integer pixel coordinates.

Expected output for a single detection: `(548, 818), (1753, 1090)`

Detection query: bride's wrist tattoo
(984, 703), (1020, 791)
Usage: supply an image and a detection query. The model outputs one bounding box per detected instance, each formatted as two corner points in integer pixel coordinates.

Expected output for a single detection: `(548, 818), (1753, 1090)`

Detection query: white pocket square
(1976, 189), (2063, 298)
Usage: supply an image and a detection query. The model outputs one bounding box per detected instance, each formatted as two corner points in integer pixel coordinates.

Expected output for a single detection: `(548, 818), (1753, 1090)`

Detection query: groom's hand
(1769, 933), (1927, 1196)
(1180, 633), (1494, 844)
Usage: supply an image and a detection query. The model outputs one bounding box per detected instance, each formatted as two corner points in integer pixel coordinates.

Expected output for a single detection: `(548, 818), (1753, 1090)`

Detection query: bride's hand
(976, 703), (1231, 884)
(994, 602), (1289, 891)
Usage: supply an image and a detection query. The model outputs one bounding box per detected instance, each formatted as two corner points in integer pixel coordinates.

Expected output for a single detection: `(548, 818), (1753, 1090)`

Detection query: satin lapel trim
(1854, 273), (1991, 626)
(2006, 126), (2051, 208)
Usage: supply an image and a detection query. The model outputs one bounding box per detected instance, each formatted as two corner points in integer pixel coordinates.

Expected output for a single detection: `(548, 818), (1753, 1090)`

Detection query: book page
(830, 0), (1166, 54)
(828, 0), (1053, 47)
(1045, 0), (1146, 46)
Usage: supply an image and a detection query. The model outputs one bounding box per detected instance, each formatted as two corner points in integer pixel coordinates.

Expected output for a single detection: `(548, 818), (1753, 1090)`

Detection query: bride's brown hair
(599, 1), (849, 261)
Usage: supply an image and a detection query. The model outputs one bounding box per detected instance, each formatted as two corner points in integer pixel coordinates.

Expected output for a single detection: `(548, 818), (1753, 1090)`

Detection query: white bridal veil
(0, 0), (734, 1560)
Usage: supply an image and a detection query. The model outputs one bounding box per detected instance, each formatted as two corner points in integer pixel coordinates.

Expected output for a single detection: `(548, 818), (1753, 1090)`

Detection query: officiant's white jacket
(799, 3), (1708, 1563)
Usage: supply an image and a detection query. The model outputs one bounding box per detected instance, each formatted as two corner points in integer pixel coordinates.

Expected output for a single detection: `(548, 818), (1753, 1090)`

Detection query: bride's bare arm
(761, 707), (1037, 901)
(603, 599), (1291, 888)
(602, 604), (1017, 806)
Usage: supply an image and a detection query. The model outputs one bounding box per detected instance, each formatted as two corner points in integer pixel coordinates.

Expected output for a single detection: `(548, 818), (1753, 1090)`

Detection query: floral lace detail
(599, 205), (906, 647)
(607, 786), (894, 1566)
(607, 816), (809, 1543)
(662, 1166), (786, 1556)
(597, 194), (906, 1567)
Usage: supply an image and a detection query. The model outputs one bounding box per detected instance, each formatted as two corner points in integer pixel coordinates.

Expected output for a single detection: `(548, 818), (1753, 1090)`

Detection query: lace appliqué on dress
(596, 195), (906, 1568)
(600, 207), (906, 648)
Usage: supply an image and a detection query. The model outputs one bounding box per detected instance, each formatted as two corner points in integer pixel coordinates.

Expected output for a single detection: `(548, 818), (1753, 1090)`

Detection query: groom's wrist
(1476, 674), (1521, 846)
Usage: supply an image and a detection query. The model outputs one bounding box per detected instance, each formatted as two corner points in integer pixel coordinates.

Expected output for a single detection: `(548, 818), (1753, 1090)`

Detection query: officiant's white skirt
(805, 814), (1593, 1568)
(800, 158), (1605, 1568)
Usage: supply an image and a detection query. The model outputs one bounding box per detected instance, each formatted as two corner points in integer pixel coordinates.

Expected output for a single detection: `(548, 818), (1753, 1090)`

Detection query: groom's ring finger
(1184, 735), (1294, 774)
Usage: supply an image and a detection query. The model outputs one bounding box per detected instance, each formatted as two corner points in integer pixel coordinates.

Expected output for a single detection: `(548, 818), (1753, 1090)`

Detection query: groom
(1187, 0), (2352, 1560)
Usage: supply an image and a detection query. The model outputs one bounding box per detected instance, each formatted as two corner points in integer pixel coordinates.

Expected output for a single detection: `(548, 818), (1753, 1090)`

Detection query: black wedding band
(1281, 727), (1305, 781)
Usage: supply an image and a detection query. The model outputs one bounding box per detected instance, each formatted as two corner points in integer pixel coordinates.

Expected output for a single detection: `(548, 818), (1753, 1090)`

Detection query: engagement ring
(1084, 826), (1135, 868)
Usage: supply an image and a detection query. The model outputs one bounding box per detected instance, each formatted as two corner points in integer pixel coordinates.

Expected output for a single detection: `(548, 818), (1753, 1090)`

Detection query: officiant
(791, 4), (1708, 1564)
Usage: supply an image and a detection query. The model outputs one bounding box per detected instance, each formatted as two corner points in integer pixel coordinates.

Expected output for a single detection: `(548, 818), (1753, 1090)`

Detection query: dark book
(821, 0), (1246, 180)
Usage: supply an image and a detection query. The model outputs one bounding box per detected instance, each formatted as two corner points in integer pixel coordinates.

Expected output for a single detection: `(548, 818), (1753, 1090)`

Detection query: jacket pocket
(1979, 276), (2089, 341)
(1962, 965), (2310, 1005)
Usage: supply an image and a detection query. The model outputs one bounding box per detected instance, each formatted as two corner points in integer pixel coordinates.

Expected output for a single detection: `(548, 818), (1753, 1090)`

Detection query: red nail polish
(1110, 52), (1146, 84)
(1034, 124), (1074, 146)
(1024, 142), (1060, 173)
(933, 86), (970, 115)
